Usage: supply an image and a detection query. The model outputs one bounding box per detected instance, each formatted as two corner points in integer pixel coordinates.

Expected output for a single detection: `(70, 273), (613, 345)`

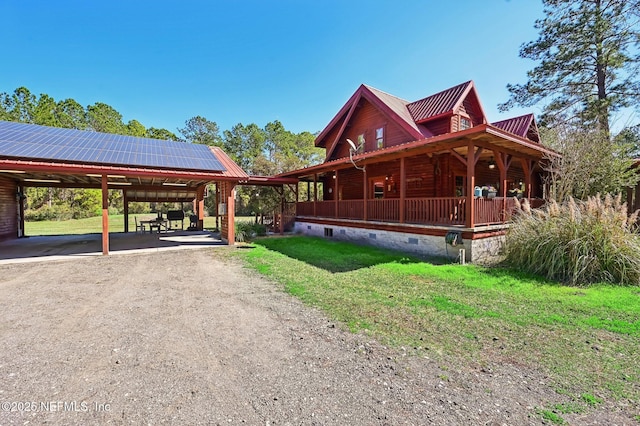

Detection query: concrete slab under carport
(0, 230), (224, 265)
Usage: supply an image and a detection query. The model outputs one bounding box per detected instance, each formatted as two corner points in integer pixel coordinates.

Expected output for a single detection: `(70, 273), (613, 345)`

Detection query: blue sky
(1, 0), (549, 136)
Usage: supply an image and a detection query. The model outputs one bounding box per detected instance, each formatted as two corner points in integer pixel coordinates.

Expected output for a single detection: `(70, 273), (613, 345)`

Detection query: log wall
(0, 176), (18, 240)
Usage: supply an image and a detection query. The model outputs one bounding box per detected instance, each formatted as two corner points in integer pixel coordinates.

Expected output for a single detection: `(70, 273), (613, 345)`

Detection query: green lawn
(233, 236), (640, 419)
(24, 215), (255, 236)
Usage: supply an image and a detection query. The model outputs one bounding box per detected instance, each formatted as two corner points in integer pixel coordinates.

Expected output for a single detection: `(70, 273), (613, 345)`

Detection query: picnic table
(140, 218), (168, 233)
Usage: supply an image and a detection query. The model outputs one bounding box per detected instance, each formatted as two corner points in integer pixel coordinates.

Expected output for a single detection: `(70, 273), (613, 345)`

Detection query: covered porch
(285, 125), (552, 231)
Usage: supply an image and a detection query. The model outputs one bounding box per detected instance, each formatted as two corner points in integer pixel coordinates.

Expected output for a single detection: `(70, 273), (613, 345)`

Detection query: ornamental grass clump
(504, 194), (640, 286)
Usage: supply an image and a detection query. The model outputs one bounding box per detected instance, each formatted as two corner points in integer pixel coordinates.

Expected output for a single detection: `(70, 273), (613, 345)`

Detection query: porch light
(163, 182), (188, 187)
(488, 159), (496, 170)
(24, 178), (61, 183)
(0, 169), (26, 173)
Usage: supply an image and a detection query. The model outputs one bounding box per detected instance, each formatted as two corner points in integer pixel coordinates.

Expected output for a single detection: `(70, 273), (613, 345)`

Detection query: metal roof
(363, 85), (433, 138)
(407, 81), (472, 123)
(491, 114), (537, 140)
(0, 121), (226, 173)
(209, 147), (249, 179)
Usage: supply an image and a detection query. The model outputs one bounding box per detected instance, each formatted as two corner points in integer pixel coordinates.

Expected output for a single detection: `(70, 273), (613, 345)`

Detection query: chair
(135, 217), (145, 234)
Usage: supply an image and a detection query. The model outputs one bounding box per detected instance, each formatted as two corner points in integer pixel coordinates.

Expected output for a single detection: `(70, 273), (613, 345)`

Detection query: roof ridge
(363, 84), (410, 104)
(490, 112), (535, 125)
(407, 80), (472, 106)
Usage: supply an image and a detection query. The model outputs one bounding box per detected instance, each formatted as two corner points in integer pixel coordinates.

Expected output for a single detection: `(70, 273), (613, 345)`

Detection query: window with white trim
(375, 127), (384, 149)
(357, 133), (365, 153)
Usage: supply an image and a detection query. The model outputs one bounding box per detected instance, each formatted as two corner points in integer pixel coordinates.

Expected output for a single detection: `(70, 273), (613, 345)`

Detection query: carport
(0, 121), (248, 254)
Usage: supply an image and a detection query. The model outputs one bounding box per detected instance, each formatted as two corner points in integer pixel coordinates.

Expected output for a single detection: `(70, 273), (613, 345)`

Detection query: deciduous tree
(543, 127), (639, 201)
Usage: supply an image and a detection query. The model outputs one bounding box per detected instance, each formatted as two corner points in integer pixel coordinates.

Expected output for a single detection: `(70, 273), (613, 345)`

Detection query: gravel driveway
(0, 248), (633, 425)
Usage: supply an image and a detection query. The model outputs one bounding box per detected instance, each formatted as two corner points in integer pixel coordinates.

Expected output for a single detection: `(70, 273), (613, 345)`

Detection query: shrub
(504, 194), (640, 286)
(24, 205), (73, 221)
(235, 222), (267, 242)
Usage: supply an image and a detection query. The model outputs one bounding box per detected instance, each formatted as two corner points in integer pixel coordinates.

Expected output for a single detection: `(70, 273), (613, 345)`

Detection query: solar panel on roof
(0, 121), (226, 172)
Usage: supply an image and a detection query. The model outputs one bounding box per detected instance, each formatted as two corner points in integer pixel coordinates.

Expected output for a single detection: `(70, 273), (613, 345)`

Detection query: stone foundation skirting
(293, 221), (505, 263)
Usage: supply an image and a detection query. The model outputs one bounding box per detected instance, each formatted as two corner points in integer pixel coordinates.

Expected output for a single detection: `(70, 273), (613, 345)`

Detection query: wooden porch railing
(296, 197), (542, 227)
(368, 199), (400, 222)
(337, 200), (364, 219)
(405, 197), (466, 225)
(297, 201), (314, 216)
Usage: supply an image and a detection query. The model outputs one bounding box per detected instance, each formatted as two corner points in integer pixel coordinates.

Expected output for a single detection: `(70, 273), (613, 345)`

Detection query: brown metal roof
(407, 81), (472, 123)
(209, 146), (249, 179)
(491, 114), (535, 139)
(364, 85), (433, 138)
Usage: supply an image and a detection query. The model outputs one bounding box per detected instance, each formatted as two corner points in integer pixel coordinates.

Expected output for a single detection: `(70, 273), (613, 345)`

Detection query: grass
(24, 215), (255, 236)
(232, 235), (640, 417)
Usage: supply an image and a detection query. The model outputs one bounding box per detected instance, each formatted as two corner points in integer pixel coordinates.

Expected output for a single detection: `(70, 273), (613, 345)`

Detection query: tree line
(0, 87), (322, 221)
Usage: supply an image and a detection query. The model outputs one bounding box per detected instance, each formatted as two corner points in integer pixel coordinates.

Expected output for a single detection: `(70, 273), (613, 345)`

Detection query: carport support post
(227, 182), (236, 246)
(123, 190), (129, 233)
(196, 185), (206, 231)
(18, 184), (25, 238)
(101, 174), (109, 255)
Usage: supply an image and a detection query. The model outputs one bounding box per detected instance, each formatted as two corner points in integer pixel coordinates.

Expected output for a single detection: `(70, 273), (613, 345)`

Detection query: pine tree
(500, 0), (640, 134)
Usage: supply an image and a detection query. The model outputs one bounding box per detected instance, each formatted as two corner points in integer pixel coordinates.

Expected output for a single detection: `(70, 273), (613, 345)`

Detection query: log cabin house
(278, 81), (557, 262)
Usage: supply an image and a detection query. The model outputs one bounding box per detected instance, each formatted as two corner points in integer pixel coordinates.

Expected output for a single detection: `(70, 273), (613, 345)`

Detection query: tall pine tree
(500, 0), (640, 134)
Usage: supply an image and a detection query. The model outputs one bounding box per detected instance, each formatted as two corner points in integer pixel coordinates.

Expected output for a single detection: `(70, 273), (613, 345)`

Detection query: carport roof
(0, 120), (225, 173)
(0, 121), (249, 189)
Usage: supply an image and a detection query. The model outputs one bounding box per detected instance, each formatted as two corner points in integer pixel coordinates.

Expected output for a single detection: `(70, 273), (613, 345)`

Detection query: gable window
(357, 133), (365, 153)
(375, 127), (384, 149)
(460, 117), (471, 130)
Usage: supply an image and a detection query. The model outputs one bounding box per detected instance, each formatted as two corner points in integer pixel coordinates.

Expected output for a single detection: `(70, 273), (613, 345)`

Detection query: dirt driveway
(0, 248), (633, 425)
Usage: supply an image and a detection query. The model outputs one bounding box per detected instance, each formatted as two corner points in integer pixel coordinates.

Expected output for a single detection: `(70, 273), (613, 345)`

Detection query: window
(455, 175), (465, 197)
(357, 134), (365, 153)
(373, 182), (384, 199)
(375, 127), (384, 149)
(460, 117), (471, 130)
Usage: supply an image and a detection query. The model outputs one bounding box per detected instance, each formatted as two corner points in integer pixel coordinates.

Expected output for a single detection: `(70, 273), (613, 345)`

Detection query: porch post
(465, 141), (475, 228)
(123, 190), (129, 233)
(306, 181), (310, 201)
(521, 159), (534, 199)
(399, 157), (406, 223)
(278, 186), (285, 235)
(494, 152), (510, 223)
(363, 168), (368, 221)
(635, 183), (640, 212)
(313, 173), (317, 217)
(101, 174), (109, 255)
(334, 170), (339, 218)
